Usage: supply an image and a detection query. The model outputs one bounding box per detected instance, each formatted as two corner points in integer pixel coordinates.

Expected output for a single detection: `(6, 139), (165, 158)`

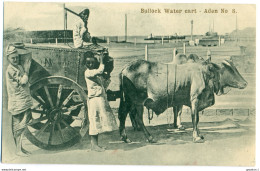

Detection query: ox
(118, 59), (247, 143)
(128, 53), (208, 131)
(128, 53), (203, 131)
(172, 56), (246, 130)
(172, 53), (209, 130)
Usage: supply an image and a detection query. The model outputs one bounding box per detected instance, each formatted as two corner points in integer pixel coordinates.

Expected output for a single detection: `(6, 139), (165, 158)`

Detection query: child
(83, 51), (118, 152)
(5, 44), (33, 156)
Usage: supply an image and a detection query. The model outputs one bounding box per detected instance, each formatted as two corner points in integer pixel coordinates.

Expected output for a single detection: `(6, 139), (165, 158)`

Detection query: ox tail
(118, 72), (141, 131)
(119, 72), (125, 103)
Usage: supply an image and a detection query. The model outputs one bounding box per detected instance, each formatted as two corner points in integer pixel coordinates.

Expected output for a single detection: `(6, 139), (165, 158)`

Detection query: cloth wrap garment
(6, 64), (33, 137)
(6, 64), (33, 115)
(84, 64), (118, 135)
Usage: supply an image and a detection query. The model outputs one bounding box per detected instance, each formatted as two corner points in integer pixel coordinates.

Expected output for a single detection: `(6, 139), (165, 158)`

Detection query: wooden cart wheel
(24, 76), (88, 150)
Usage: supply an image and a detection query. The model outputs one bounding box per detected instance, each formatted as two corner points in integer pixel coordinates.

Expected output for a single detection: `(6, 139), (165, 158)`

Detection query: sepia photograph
(1, 1), (257, 169)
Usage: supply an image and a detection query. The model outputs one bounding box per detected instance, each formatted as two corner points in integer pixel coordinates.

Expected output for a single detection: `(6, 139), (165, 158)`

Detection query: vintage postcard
(1, 1), (256, 167)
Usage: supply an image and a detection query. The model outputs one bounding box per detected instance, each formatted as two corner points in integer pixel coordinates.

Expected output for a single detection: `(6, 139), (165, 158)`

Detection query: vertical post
(162, 37), (164, 45)
(107, 37), (110, 45)
(125, 14), (127, 42)
(76, 53), (80, 83)
(172, 48), (176, 62)
(145, 44), (148, 61)
(63, 3), (67, 44)
(56, 38), (58, 45)
(218, 36), (221, 46)
(134, 38), (136, 46)
(30, 38), (32, 44)
(191, 20), (193, 41)
(236, 13), (238, 44)
(183, 43), (186, 55)
(207, 49), (211, 61)
(213, 20), (214, 32)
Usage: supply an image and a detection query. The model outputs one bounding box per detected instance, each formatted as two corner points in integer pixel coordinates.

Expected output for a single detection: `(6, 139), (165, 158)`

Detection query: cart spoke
(32, 103), (42, 110)
(31, 109), (45, 114)
(40, 113), (44, 118)
(57, 123), (64, 143)
(56, 85), (63, 107)
(63, 103), (84, 115)
(71, 116), (85, 121)
(48, 121), (56, 145)
(62, 90), (75, 106)
(61, 113), (85, 121)
(28, 116), (48, 126)
(61, 120), (79, 135)
(69, 103), (84, 111)
(44, 86), (54, 108)
(27, 76), (87, 150)
(32, 92), (46, 107)
(35, 120), (51, 137)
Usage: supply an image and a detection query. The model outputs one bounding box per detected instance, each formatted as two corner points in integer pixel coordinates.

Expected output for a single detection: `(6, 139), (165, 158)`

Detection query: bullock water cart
(14, 42), (118, 150)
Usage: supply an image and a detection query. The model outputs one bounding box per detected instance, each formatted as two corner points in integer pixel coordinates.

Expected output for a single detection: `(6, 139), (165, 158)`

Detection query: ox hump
(121, 60), (154, 78)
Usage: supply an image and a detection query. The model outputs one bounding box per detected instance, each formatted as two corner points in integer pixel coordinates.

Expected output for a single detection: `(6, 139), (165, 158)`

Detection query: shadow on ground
(28, 116), (255, 155)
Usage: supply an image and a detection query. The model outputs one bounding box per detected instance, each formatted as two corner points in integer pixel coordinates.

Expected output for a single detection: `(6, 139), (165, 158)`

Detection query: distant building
(4, 29), (107, 44)
(4, 30), (73, 43)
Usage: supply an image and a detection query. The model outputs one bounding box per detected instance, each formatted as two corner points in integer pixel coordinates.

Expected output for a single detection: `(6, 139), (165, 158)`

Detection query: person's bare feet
(91, 144), (105, 152)
(16, 150), (29, 157)
(22, 148), (31, 155)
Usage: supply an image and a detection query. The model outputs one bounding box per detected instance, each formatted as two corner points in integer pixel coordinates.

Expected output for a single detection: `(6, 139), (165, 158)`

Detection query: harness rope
(147, 64), (177, 125)
(166, 64), (177, 126)
(213, 71), (231, 96)
(148, 109), (154, 124)
(166, 64), (169, 124)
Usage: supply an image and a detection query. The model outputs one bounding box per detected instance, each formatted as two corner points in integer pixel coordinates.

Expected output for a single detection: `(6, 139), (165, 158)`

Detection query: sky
(3, 2), (256, 36)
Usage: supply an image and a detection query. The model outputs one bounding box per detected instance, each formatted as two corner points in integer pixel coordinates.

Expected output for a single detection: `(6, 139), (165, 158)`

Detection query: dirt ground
(1, 41), (256, 166)
(2, 114), (256, 166)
